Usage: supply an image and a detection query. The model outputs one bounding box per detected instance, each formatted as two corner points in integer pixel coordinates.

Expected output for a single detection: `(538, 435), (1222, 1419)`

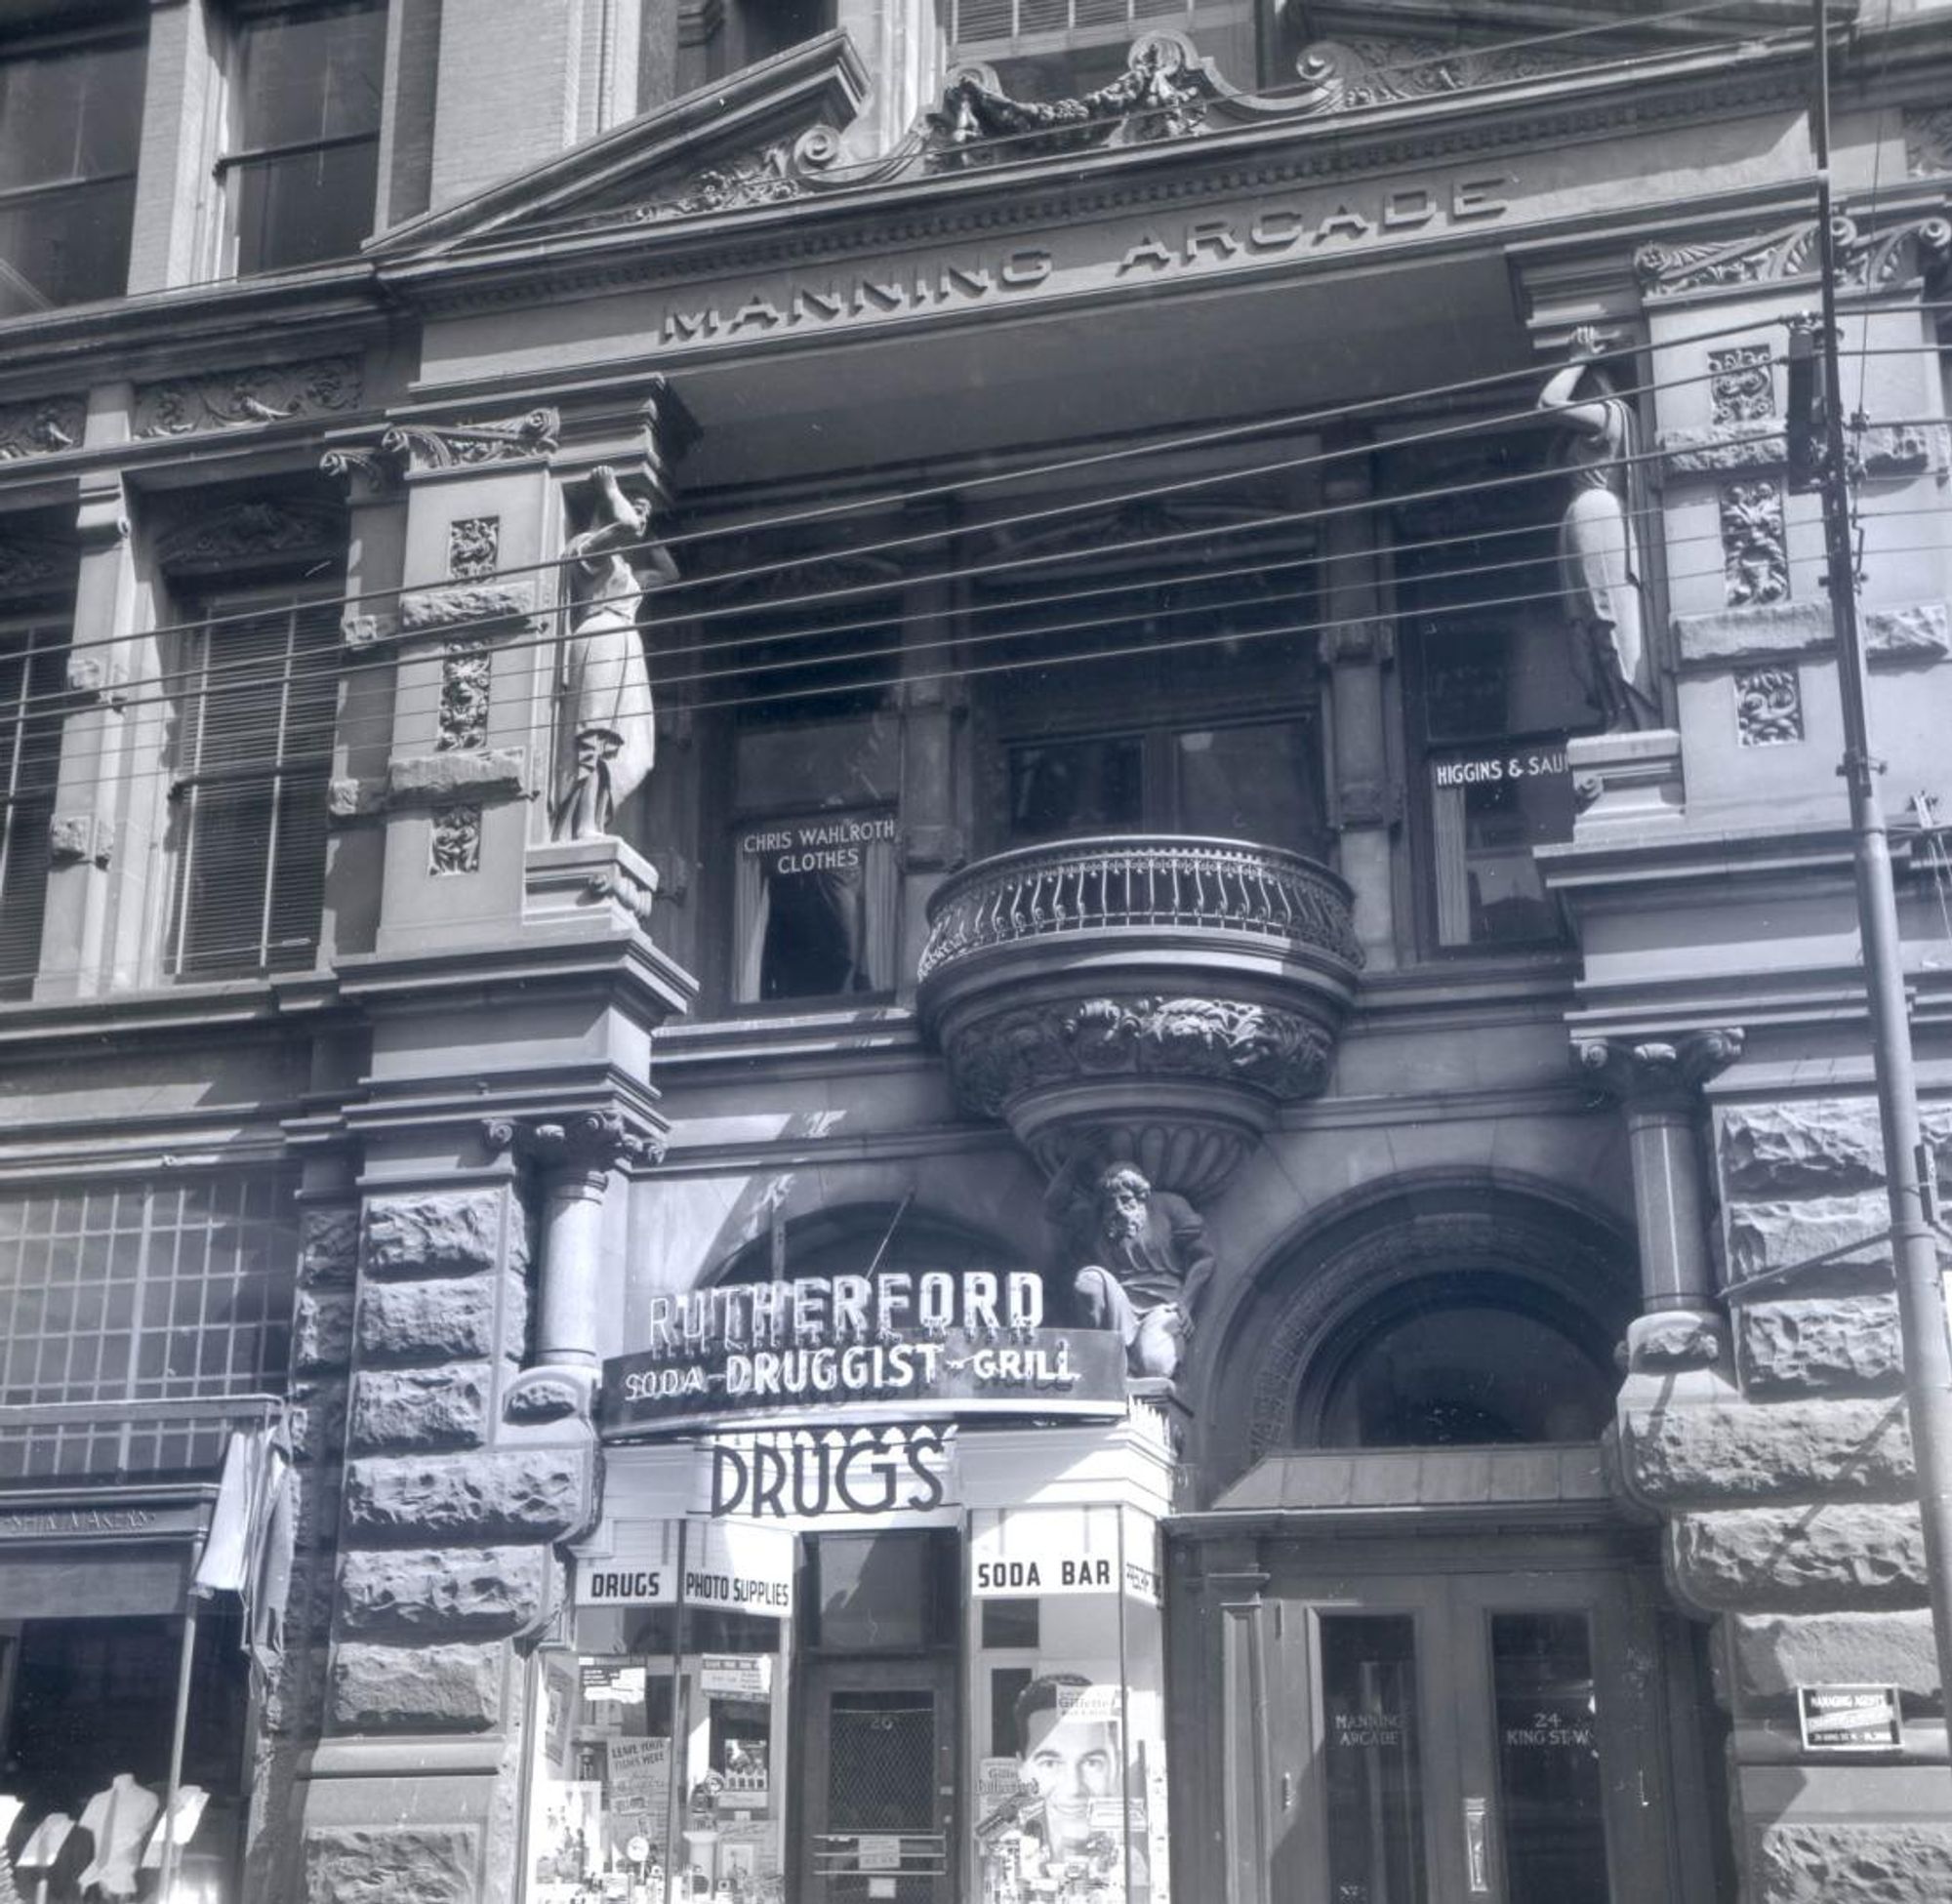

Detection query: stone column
(36, 461), (136, 999)
(1317, 457), (1398, 969)
(489, 1109), (668, 1419)
(1574, 1028), (1744, 1368)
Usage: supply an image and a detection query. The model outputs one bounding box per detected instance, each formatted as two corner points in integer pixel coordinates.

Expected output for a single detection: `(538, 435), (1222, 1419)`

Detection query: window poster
(732, 809), (898, 1002)
(532, 1781), (603, 1902)
(975, 1679), (1146, 1904)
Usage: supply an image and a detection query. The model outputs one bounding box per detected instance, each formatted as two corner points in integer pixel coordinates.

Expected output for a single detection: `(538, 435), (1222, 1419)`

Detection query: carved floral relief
(134, 357), (363, 437)
(1720, 481), (1790, 607)
(1735, 667), (1804, 747)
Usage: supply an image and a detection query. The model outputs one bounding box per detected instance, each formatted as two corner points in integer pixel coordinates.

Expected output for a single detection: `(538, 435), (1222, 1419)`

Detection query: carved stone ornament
(614, 124), (848, 223)
(504, 1373), (585, 1424)
(1709, 344), (1776, 426)
(154, 502), (344, 574)
(1905, 106), (1952, 180)
(0, 395), (85, 460)
(1635, 210), (1952, 299)
(428, 804), (482, 875)
(319, 442), (407, 500)
(0, 537), (66, 595)
(927, 32), (1213, 166)
(48, 813), (112, 868)
(586, 861), (658, 924)
(447, 516), (500, 581)
(397, 580), (539, 637)
(1288, 35), (1588, 115)
(1574, 1029), (1746, 1105)
(945, 994), (1333, 1120)
(1734, 666), (1805, 747)
(482, 1108), (667, 1177)
(438, 640), (491, 752)
(1721, 480), (1789, 607)
(379, 408), (560, 472)
(135, 356), (363, 437)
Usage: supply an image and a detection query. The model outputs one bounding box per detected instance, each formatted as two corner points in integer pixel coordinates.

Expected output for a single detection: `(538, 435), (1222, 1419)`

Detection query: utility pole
(1802, 0), (1952, 1763)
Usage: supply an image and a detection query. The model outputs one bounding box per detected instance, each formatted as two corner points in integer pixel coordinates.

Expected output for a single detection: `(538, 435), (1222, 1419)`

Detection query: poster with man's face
(976, 1681), (1142, 1903)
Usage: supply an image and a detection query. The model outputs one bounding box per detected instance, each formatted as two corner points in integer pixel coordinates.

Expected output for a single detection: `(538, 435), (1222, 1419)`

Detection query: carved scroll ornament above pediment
(1287, 36), (1591, 116)
(154, 501), (345, 574)
(134, 357), (364, 437)
(1635, 209), (1952, 298)
(378, 407), (561, 472)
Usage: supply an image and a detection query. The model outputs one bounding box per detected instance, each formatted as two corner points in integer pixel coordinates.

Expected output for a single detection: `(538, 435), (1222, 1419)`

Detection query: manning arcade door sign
(1797, 1684), (1904, 1752)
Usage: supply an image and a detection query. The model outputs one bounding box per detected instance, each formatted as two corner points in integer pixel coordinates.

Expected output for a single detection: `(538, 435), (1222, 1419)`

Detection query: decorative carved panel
(447, 516), (500, 581)
(1708, 344), (1775, 425)
(154, 502), (344, 575)
(438, 640), (491, 752)
(135, 357), (363, 437)
(1735, 667), (1803, 747)
(1287, 35), (1588, 115)
(1636, 210), (1951, 299)
(0, 538), (68, 596)
(429, 805), (483, 875)
(0, 396), (85, 460)
(1905, 106), (1952, 180)
(1720, 481), (1789, 607)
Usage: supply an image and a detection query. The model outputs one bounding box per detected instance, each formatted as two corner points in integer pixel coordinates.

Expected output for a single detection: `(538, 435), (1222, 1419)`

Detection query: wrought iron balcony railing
(917, 834), (1362, 983)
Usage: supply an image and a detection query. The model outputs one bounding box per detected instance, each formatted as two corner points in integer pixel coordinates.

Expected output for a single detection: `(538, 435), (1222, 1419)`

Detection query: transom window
(168, 587), (339, 979)
(223, 0), (386, 274)
(0, 22), (146, 318)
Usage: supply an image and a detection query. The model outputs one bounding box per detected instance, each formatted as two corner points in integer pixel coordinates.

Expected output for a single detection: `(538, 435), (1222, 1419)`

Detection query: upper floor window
(223, 0), (385, 274)
(167, 585), (339, 978)
(948, 0), (1255, 96)
(0, 617), (69, 999)
(0, 22), (146, 317)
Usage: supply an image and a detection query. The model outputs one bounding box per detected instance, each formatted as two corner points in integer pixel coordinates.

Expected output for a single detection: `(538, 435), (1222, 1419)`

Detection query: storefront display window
(970, 1505), (1167, 1904)
(526, 1525), (793, 1904)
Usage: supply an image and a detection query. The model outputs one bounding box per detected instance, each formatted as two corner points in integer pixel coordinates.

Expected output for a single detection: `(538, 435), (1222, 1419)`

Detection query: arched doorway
(1171, 1182), (1725, 1904)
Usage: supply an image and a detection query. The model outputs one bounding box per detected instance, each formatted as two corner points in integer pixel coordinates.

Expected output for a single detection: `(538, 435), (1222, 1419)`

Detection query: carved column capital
(484, 1108), (668, 1189)
(1574, 1029), (1745, 1108)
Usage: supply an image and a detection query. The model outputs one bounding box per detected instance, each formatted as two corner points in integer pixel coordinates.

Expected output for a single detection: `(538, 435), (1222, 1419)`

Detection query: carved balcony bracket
(919, 835), (1361, 1198)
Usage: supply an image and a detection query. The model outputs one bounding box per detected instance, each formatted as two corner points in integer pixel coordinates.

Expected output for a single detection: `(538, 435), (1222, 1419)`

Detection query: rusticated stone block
(357, 1278), (501, 1362)
(339, 1545), (546, 1637)
(1738, 1295), (1904, 1396)
(345, 1447), (588, 1540)
(288, 1385), (346, 1466)
(1722, 1101), (1886, 1196)
(300, 1206), (360, 1288)
(364, 1191), (503, 1278)
(1671, 1503), (1927, 1610)
(294, 1288), (354, 1373)
(1731, 1610), (1940, 1705)
(1620, 1398), (1912, 1505)
(305, 1825), (478, 1904)
(1724, 1195), (1893, 1281)
(347, 1365), (490, 1454)
(1753, 1824), (1952, 1904)
(331, 1641), (502, 1731)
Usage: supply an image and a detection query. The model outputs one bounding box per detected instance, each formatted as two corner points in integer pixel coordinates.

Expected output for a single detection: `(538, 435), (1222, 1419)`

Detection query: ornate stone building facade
(1, 3), (1951, 1903)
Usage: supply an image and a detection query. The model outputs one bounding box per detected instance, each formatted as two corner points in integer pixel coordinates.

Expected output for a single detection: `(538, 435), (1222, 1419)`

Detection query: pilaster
(127, 0), (221, 294)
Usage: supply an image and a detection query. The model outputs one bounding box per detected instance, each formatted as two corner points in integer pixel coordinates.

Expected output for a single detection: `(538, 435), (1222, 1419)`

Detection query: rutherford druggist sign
(599, 1269), (1125, 1435)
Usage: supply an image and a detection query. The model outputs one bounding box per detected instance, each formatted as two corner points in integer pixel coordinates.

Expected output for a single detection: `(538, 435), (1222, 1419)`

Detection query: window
(1409, 621), (1596, 951)
(0, 23), (146, 317)
(0, 1172), (298, 1479)
(0, 621), (68, 999)
(722, 610), (901, 1007)
(168, 587), (338, 979)
(949, 0), (1256, 96)
(222, 0), (385, 274)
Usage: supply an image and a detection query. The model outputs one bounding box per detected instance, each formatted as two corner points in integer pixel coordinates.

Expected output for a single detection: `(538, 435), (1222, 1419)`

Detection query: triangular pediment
(364, 30), (871, 264)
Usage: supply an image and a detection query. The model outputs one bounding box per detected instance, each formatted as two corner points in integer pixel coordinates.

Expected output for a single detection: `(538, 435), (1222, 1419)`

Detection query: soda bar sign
(601, 1270), (1127, 1435)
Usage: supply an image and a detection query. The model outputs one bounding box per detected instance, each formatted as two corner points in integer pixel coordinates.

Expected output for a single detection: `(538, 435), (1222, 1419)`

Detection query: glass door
(800, 1656), (957, 1904)
(1281, 1568), (1682, 1904)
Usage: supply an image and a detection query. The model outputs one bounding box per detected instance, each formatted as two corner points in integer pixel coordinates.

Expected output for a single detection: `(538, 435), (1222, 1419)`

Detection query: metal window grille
(0, 621), (68, 1000)
(0, 1172), (298, 1479)
(167, 589), (339, 980)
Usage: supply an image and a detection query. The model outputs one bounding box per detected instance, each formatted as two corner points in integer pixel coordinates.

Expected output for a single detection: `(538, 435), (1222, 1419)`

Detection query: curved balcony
(917, 836), (1362, 1197)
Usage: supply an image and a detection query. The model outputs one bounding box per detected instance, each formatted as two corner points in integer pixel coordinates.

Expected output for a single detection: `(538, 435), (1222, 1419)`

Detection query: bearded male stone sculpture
(1049, 1159), (1216, 1380)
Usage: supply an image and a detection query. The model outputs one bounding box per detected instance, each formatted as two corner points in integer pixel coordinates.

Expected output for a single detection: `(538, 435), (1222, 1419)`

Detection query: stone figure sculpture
(550, 466), (673, 841)
(1537, 326), (1655, 732)
(1048, 1158), (1216, 1379)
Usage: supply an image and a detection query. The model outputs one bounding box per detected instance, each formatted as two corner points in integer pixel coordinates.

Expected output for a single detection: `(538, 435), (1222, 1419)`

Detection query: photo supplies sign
(1797, 1684), (1903, 1752)
(601, 1269), (1126, 1434)
(574, 1517), (794, 1617)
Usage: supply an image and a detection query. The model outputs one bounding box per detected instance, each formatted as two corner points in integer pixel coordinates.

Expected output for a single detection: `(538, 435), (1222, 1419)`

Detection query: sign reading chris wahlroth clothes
(599, 1270), (1126, 1435)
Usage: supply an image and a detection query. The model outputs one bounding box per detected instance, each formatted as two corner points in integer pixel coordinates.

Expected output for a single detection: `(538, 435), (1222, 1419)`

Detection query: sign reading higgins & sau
(600, 1270), (1126, 1436)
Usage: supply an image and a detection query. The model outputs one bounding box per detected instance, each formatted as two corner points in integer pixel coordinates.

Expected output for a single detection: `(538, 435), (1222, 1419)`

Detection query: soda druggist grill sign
(599, 1270), (1127, 1436)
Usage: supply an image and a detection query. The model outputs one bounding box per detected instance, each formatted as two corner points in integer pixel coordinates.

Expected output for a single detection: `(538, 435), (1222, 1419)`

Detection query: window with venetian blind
(0, 619), (68, 999)
(166, 587), (338, 979)
(947, 0), (1258, 96)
